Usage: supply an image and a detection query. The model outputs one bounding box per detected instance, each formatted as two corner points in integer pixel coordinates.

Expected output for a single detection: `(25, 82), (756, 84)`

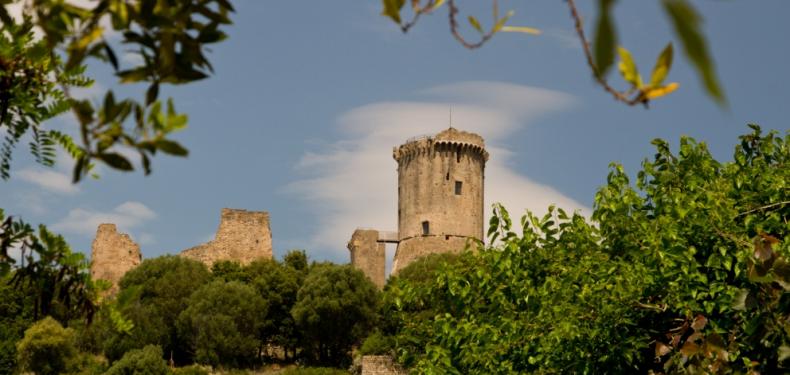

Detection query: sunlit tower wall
(391, 127), (489, 274)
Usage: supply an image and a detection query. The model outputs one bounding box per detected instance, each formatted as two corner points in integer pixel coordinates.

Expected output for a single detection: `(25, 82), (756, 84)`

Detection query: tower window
(445, 172), (449, 181)
(455, 181), (462, 195)
(422, 221), (430, 235)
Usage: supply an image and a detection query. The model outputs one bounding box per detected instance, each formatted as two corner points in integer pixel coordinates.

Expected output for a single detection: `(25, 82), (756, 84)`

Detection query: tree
(104, 344), (170, 375)
(0, 213), (99, 323)
(383, 126), (788, 373)
(245, 259), (302, 361)
(103, 256), (211, 363)
(0, 273), (34, 374)
(15, 317), (79, 375)
(381, 0), (723, 107)
(292, 264), (379, 367)
(0, 0), (234, 182)
(176, 280), (266, 368)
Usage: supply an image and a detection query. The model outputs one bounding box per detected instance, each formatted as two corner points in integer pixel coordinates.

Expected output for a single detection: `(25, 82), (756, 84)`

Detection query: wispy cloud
(52, 201), (157, 237)
(289, 81), (589, 260)
(17, 168), (79, 195)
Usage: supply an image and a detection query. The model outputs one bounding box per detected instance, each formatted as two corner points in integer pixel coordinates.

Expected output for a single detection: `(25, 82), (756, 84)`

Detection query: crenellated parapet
(393, 127), (489, 164)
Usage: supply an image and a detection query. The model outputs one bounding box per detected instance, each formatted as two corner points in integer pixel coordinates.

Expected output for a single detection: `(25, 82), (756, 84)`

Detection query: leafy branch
(381, 0), (725, 107)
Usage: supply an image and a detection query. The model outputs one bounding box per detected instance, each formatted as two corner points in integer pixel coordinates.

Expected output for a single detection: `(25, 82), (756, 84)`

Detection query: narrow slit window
(445, 172), (449, 181)
(422, 221), (430, 235)
(455, 181), (462, 195)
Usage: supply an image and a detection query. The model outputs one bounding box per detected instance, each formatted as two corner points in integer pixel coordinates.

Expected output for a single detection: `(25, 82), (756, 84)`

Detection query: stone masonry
(179, 208), (273, 268)
(90, 224), (142, 295)
(391, 127), (488, 274)
(347, 229), (386, 289)
(360, 355), (407, 375)
(349, 127), (488, 283)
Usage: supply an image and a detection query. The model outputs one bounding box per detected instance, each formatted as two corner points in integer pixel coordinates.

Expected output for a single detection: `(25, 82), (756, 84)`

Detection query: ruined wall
(391, 235), (471, 275)
(348, 229), (386, 289)
(180, 208), (272, 268)
(391, 127), (488, 274)
(360, 355), (407, 375)
(90, 224), (142, 295)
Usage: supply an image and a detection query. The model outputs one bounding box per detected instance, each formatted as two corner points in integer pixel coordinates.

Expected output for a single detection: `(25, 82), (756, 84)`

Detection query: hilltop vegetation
(1, 126), (788, 374)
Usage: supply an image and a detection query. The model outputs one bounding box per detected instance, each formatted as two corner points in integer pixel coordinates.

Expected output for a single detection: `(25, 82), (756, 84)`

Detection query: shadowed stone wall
(179, 208), (272, 267)
(391, 128), (488, 274)
(90, 224), (142, 295)
(348, 229), (386, 289)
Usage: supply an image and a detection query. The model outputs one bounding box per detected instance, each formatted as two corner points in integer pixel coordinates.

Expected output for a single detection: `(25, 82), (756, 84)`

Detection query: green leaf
(146, 83), (159, 106)
(103, 43), (118, 70)
(649, 43), (673, 87)
(117, 67), (149, 83)
(154, 139), (188, 156)
(493, 10), (515, 33)
(500, 26), (541, 35)
(381, 0), (405, 24)
(617, 46), (642, 88)
(662, 0), (725, 105)
(593, 0), (618, 77)
(98, 152), (133, 171)
(468, 16), (484, 34)
(780, 346), (790, 363)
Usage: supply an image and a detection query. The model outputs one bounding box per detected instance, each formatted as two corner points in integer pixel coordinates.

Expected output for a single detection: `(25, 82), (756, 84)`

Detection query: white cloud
(52, 201), (157, 237)
(289, 81), (590, 259)
(17, 168), (79, 195)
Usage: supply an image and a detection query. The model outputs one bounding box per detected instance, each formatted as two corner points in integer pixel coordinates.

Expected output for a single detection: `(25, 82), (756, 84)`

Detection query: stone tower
(391, 127), (488, 274)
(91, 224), (142, 296)
(180, 208), (273, 268)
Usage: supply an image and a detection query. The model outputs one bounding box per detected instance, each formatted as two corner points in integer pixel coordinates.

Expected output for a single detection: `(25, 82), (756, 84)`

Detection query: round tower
(391, 127), (489, 274)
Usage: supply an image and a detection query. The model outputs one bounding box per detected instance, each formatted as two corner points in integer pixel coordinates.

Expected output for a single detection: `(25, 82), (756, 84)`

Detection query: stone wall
(180, 208), (272, 268)
(90, 224), (142, 295)
(360, 355), (407, 375)
(348, 229), (386, 289)
(391, 235), (472, 275)
(391, 127), (488, 274)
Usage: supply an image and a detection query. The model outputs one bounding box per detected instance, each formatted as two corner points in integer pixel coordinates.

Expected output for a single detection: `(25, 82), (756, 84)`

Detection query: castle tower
(391, 127), (488, 274)
(180, 208), (273, 268)
(91, 224), (142, 296)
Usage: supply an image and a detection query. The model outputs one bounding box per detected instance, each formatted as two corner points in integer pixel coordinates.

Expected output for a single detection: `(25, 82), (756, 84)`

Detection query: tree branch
(566, 0), (645, 107)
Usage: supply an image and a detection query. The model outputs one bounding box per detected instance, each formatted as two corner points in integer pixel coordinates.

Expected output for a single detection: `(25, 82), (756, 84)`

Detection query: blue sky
(2, 1), (789, 266)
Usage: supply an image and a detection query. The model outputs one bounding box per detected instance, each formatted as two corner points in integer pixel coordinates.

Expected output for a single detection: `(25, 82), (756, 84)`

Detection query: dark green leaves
(98, 152), (133, 171)
(662, 0), (725, 105)
(593, 0), (618, 77)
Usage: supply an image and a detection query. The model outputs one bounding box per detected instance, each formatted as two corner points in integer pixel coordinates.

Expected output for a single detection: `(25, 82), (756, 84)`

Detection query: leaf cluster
(383, 125), (788, 373)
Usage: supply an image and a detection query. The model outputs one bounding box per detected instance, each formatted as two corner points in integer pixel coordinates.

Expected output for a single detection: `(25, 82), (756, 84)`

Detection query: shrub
(172, 365), (209, 375)
(104, 345), (169, 375)
(15, 317), (79, 375)
(279, 367), (350, 375)
(358, 331), (394, 356)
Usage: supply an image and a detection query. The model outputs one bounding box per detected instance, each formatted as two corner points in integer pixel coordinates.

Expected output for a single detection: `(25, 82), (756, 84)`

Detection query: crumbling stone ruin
(349, 127), (489, 286)
(179, 208), (273, 267)
(347, 230), (397, 289)
(90, 208), (273, 293)
(90, 224), (142, 295)
(360, 355), (407, 375)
